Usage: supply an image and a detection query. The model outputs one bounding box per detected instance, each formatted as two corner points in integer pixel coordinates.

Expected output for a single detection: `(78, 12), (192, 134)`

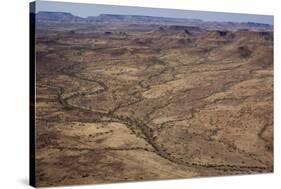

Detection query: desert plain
(34, 12), (273, 186)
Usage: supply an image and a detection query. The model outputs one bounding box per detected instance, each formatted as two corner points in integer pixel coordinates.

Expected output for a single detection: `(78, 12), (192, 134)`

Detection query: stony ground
(35, 22), (273, 187)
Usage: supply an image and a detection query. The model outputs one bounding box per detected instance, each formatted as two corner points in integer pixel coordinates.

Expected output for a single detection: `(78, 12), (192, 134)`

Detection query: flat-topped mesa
(36, 11), (84, 22)
(84, 14), (204, 27)
(95, 14), (202, 23)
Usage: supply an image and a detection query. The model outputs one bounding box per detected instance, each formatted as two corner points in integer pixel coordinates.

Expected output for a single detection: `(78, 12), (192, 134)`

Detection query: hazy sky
(35, 0), (273, 25)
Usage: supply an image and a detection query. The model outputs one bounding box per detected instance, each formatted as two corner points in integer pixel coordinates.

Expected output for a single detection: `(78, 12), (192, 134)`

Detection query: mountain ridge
(36, 11), (273, 30)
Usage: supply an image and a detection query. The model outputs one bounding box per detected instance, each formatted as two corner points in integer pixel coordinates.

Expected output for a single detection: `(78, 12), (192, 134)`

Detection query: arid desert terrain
(34, 12), (273, 187)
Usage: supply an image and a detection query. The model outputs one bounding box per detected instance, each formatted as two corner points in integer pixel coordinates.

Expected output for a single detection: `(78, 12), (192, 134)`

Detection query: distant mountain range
(36, 11), (273, 30)
(87, 14), (202, 25)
